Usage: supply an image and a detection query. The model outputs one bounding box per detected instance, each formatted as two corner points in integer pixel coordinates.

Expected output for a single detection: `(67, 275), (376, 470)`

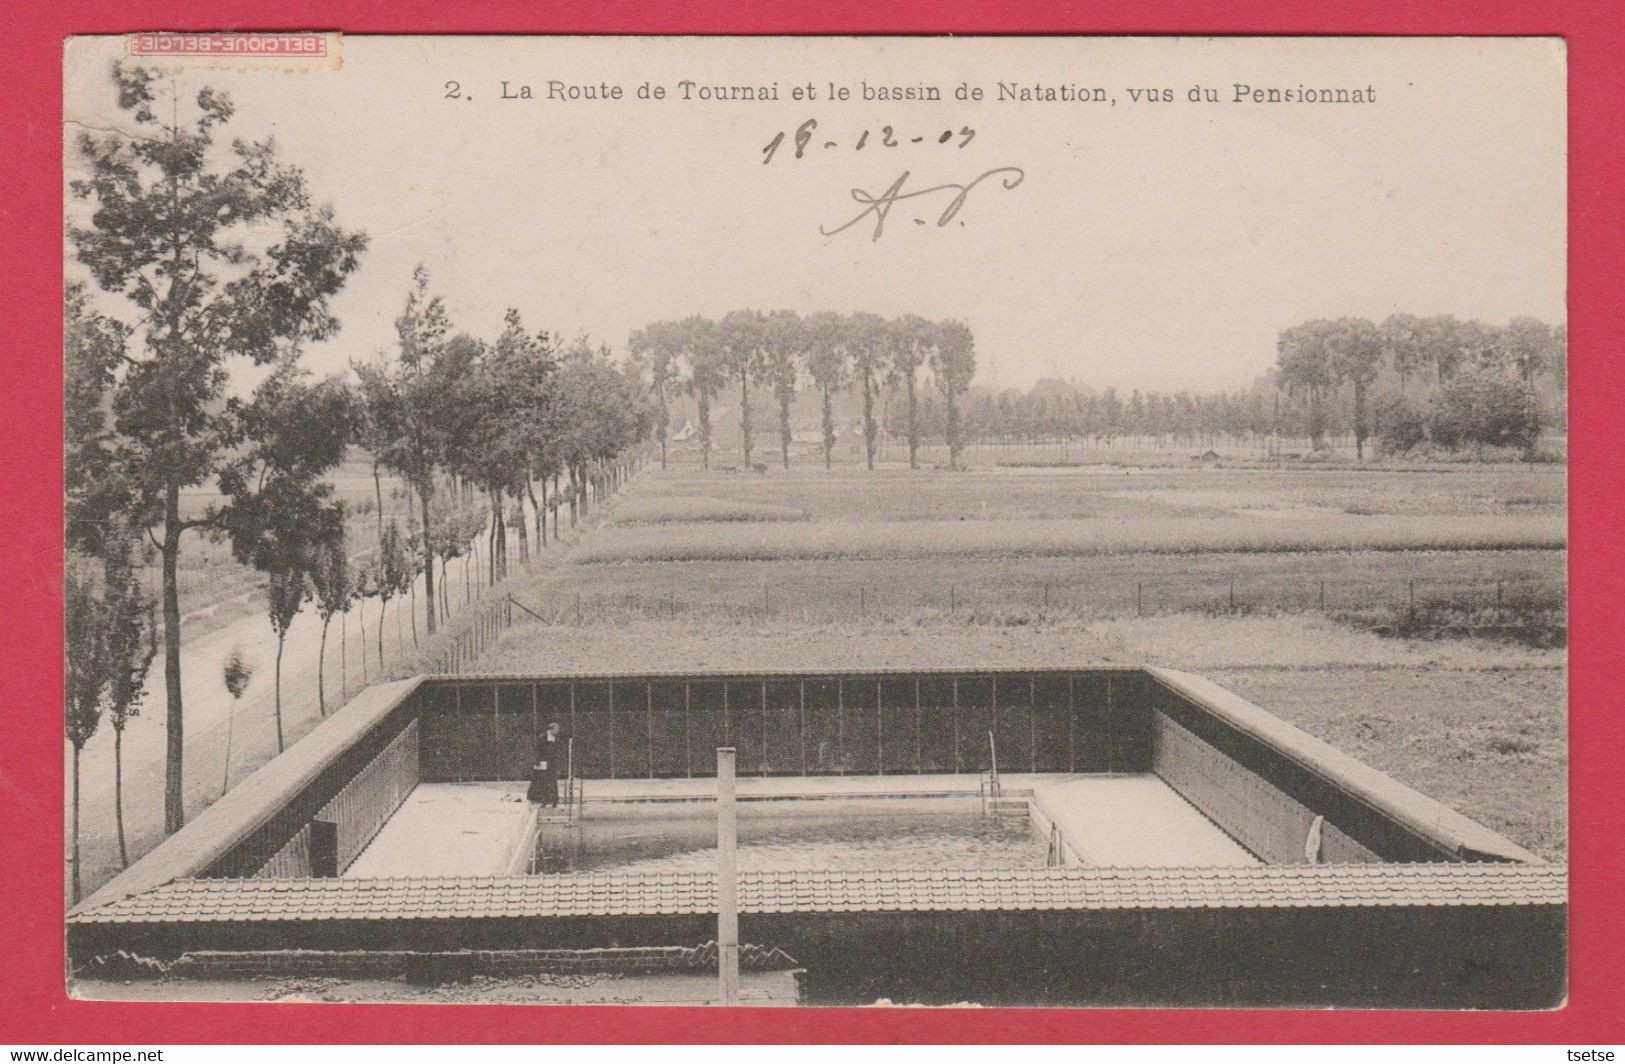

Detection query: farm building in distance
(67, 667), (1564, 1008)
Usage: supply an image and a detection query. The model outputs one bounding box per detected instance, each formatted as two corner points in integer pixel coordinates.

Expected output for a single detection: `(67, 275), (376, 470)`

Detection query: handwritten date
(764, 118), (976, 163)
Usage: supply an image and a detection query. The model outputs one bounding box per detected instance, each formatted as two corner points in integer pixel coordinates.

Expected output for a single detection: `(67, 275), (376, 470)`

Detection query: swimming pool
(534, 796), (1046, 874)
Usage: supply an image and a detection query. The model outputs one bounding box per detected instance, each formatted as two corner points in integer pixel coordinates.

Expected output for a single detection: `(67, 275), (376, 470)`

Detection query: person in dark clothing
(526, 722), (563, 807)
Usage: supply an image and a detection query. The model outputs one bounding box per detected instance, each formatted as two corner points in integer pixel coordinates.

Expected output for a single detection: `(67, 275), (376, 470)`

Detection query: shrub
(1376, 394), (1428, 456)
(222, 648), (254, 699)
(1429, 371), (1541, 454)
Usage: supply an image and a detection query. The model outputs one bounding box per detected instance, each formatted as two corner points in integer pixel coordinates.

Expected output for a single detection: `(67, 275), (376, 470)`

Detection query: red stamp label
(125, 32), (338, 65)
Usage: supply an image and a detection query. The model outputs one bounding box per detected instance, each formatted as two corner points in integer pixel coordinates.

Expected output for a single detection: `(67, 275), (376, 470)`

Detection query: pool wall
(67, 667), (1561, 1007)
(72, 667), (1539, 901)
(414, 668), (1156, 781)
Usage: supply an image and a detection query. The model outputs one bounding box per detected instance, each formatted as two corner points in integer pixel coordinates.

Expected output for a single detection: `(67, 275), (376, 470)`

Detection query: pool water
(534, 796), (1046, 874)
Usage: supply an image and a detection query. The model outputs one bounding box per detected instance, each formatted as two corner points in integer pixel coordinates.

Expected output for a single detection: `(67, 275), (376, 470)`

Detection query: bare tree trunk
(822, 386), (836, 471)
(739, 373), (754, 466)
(499, 496), (509, 576)
(114, 727), (128, 868)
(162, 483), (184, 835)
(340, 606), (348, 702)
(358, 597), (368, 682)
(409, 574), (418, 647)
(377, 597), (387, 672)
(318, 616), (330, 715)
(779, 387), (793, 469)
(515, 491), (529, 563)
(71, 747), (82, 904)
(1353, 380), (1367, 462)
(274, 634), (286, 753)
(656, 380), (669, 470)
(372, 461), (384, 541)
(906, 371), (919, 469)
(698, 392), (712, 469)
(862, 374), (877, 471)
(418, 487), (437, 634)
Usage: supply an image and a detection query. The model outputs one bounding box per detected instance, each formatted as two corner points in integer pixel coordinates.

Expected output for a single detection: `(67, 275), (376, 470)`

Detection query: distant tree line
(629, 311), (977, 472)
(1275, 314), (1563, 460)
(963, 314), (1565, 460)
(64, 64), (653, 895)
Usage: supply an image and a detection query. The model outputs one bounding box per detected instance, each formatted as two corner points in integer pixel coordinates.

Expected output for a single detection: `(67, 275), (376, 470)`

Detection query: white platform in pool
(1031, 775), (1261, 867)
(345, 781), (535, 878)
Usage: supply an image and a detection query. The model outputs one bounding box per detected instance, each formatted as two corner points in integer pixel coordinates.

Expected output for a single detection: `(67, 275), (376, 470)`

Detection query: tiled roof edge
(70, 863), (1568, 924)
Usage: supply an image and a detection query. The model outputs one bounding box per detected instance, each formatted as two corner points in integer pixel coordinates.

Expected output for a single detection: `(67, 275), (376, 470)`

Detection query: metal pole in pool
(717, 746), (740, 1005)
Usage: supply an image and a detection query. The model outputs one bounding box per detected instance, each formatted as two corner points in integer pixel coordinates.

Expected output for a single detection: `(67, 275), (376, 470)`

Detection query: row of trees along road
(64, 65), (653, 899)
(629, 311), (977, 472)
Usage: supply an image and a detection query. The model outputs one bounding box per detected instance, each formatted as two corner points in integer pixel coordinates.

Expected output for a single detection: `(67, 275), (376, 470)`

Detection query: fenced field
(474, 455), (1567, 858)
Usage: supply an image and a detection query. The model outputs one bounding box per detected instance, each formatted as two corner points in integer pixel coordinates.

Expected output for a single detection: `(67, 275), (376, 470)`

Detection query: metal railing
(563, 737), (582, 822)
(979, 730), (1002, 815)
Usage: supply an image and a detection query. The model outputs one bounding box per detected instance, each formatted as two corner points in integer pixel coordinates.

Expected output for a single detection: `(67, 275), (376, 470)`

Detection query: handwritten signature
(820, 167), (1025, 241)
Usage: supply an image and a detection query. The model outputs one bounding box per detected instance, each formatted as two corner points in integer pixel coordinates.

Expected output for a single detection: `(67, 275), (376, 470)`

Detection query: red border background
(4, 0), (1619, 1045)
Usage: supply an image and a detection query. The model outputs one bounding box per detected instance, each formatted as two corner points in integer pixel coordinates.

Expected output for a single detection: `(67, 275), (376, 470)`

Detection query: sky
(63, 35), (1566, 393)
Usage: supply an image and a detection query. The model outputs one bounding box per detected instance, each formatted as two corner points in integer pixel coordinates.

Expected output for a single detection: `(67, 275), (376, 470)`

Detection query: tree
(453, 311), (555, 582)
(69, 65), (366, 834)
(264, 567), (306, 753)
(1327, 317), (1383, 462)
(628, 320), (679, 469)
(66, 284), (156, 878)
(1500, 317), (1556, 384)
(1430, 369), (1541, 456)
(804, 311), (851, 471)
(101, 535), (156, 869)
(65, 284), (132, 557)
(847, 312), (890, 470)
(64, 525), (157, 899)
(222, 649), (252, 699)
(763, 310), (804, 469)
(309, 538), (353, 715)
(220, 366), (351, 750)
(64, 562), (106, 905)
(373, 521), (411, 672)
(1275, 320), (1338, 446)
(1380, 313), (1430, 393)
(718, 310), (766, 467)
(1421, 316), (1493, 386)
(891, 315), (933, 469)
(428, 501), (471, 624)
(1375, 393), (1428, 456)
(217, 647), (253, 793)
(681, 316), (726, 470)
(931, 320), (977, 470)
(1551, 324), (1568, 392)
(355, 266), (461, 643)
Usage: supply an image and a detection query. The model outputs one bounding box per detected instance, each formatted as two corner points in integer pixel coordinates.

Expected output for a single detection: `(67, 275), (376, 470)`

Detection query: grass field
(483, 456), (1567, 858)
(574, 514), (1562, 564)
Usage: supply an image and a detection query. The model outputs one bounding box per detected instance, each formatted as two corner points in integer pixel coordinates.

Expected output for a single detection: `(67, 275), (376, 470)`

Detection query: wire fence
(461, 574), (1565, 643)
(426, 594), (518, 674)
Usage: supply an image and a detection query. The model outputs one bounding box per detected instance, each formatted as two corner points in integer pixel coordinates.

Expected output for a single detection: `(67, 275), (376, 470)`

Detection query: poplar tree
(804, 311), (851, 471)
(69, 65), (365, 833)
